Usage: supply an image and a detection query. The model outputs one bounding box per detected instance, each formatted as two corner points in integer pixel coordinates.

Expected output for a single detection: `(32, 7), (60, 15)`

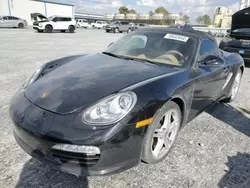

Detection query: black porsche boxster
(10, 27), (244, 176)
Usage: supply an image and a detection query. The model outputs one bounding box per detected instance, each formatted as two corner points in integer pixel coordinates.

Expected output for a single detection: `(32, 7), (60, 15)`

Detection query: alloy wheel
(151, 109), (180, 159)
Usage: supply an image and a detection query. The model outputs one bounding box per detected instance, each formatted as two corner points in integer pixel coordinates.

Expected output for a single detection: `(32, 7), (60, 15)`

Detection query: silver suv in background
(134, 23), (150, 30)
(105, 21), (132, 33)
(0, 16), (27, 28)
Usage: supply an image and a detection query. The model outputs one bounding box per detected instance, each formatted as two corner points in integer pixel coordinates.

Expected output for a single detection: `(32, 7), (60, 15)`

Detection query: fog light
(52, 144), (100, 154)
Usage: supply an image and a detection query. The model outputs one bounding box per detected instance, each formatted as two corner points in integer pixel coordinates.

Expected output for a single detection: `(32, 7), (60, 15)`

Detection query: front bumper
(10, 91), (145, 176)
(105, 27), (115, 32)
(224, 47), (250, 62)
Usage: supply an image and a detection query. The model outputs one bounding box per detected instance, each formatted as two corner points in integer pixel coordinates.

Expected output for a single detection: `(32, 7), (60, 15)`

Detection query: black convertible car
(219, 7), (250, 62)
(10, 27), (244, 176)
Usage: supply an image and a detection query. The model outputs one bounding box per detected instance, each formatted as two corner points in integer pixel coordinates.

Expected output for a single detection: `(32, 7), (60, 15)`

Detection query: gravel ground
(0, 28), (250, 188)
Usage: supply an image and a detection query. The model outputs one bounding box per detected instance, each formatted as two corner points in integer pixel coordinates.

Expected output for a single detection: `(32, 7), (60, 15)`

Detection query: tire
(106, 30), (110, 33)
(68, 25), (75, 33)
(127, 28), (131, 33)
(114, 27), (119, 33)
(223, 69), (242, 103)
(142, 101), (182, 164)
(44, 25), (53, 33)
(18, 23), (24, 28)
(60, 30), (66, 33)
(37, 30), (43, 33)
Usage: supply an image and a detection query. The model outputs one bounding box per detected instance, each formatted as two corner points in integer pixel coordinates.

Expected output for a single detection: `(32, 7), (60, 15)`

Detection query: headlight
(82, 92), (137, 125)
(38, 23), (42, 27)
(22, 65), (44, 88)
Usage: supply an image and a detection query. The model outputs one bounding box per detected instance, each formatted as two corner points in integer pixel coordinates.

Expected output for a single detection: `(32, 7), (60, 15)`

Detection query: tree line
(118, 6), (212, 25)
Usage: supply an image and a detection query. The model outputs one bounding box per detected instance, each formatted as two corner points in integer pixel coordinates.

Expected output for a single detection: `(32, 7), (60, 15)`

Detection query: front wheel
(114, 28), (119, 33)
(44, 25), (53, 33)
(18, 23), (24, 28)
(68, 26), (75, 33)
(142, 101), (182, 164)
(223, 69), (242, 103)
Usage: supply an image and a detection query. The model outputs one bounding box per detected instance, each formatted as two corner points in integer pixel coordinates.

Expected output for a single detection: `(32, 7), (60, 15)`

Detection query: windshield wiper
(102, 52), (123, 59)
(126, 57), (157, 64)
(102, 52), (156, 64)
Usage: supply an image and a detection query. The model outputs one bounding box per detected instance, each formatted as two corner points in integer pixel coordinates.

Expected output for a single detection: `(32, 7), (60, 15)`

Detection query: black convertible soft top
(138, 27), (216, 43)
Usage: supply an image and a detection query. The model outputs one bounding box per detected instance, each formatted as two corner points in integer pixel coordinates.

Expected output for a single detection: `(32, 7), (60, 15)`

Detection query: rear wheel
(106, 30), (110, 33)
(223, 69), (242, 103)
(142, 101), (181, 164)
(44, 25), (53, 33)
(18, 23), (24, 28)
(68, 25), (75, 33)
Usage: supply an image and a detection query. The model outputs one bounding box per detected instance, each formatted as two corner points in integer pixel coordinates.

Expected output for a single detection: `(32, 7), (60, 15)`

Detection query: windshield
(47, 16), (54, 21)
(111, 21), (119, 25)
(104, 31), (196, 67)
(232, 28), (250, 34)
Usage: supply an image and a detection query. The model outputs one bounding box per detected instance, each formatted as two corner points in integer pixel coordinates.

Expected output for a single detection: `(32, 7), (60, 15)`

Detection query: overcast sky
(66, 0), (241, 22)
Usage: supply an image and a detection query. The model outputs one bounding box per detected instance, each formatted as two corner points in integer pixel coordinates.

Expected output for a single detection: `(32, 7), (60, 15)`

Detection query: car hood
(231, 7), (250, 39)
(24, 54), (178, 114)
(226, 39), (250, 49)
(106, 24), (116, 27)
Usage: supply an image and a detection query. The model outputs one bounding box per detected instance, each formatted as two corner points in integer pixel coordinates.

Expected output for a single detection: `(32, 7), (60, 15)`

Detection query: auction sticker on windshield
(164, 34), (189, 42)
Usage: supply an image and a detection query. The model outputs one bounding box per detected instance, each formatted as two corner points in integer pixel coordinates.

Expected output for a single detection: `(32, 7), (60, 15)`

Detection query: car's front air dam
(9, 91), (145, 176)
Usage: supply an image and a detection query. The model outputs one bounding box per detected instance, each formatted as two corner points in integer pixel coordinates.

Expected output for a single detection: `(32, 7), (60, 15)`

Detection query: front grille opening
(49, 149), (100, 167)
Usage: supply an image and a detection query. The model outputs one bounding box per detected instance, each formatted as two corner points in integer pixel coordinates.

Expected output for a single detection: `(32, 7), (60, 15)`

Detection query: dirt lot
(0, 28), (250, 188)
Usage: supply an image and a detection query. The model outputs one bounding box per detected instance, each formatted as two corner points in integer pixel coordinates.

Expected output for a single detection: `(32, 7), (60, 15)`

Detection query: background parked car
(76, 19), (89, 28)
(129, 22), (135, 30)
(105, 21), (133, 33)
(134, 23), (150, 30)
(0, 16), (27, 28)
(33, 15), (76, 33)
(91, 21), (107, 29)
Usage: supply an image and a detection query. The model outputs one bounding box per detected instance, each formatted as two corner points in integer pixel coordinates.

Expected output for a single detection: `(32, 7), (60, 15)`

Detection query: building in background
(213, 7), (233, 28)
(240, 0), (250, 10)
(104, 12), (183, 25)
(0, 0), (74, 25)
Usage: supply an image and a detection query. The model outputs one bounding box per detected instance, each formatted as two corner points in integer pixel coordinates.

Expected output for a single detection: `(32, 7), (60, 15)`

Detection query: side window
(3, 16), (9, 20)
(198, 39), (219, 61)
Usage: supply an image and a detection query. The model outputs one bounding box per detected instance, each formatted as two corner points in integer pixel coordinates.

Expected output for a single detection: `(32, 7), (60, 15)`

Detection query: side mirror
(198, 55), (224, 66)
(108, 42), (114, 47)
(226, 29), (231, 34)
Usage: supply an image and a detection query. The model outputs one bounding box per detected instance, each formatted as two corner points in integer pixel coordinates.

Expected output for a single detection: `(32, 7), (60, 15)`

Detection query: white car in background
(91, 21), (108, 29)
(76, 19), (90, 28)
(33, 15), (76, 33)
(0, 16), (27, 28)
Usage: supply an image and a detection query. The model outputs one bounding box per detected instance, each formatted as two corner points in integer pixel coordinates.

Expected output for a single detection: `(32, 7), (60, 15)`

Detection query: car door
(188, 38), (229, 120)
(123, 21), (129, 31)
(0, 16), (10, 27)
(0, 17), (5, 27)
(11, 17), (19, 27)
